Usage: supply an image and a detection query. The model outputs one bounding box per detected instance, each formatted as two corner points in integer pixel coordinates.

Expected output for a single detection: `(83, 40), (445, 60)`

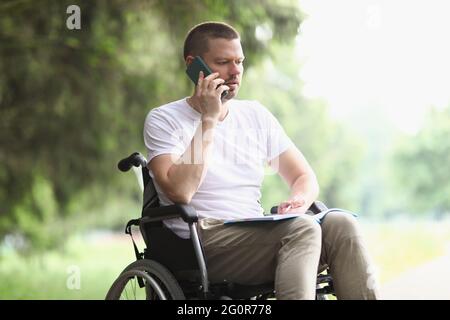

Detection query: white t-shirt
(143, 97), (294, 238)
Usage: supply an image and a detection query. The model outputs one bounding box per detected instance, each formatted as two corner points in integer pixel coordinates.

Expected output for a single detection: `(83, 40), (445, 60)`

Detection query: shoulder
(145, 98), (187, 123)
(144, 98), (200, 132)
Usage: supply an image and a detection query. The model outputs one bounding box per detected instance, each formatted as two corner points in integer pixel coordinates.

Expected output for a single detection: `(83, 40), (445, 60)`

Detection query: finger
(278, 203), (292, 214)
(197, 71), (204, 85)
(283, 206), (292, 214)
(209, 78), (225, 89)
(279, 201), (290, 209)
(292, 198), (305, 208)
(217, 85), (230, 95)
(204, 72), (220, 80)
(201, 72), (218, 91)
(290, 195), (305, 206)
(195, 71), (205, 95)
(194, 72), (203, 97)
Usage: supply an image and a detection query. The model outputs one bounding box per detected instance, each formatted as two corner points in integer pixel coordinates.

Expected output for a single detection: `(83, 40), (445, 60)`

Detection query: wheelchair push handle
(118, 152), (148, 172)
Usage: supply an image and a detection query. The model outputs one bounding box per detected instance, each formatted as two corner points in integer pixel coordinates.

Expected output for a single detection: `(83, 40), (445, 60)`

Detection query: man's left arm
(268, 146), (319, 214)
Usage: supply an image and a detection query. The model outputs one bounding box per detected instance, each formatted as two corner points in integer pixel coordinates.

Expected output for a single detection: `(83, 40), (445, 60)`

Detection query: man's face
(200, 38), (245, 100)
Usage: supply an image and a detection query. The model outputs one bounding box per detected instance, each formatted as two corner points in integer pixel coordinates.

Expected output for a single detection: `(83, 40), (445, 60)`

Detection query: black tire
(105, 259), (185, 300)
(316, 292), (329, 300)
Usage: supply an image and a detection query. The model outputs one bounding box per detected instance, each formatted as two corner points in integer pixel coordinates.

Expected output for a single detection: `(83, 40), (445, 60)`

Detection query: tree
(0, 0), (302, 248)
(239, 43), (365, 212)
(391, 106), (450, 217)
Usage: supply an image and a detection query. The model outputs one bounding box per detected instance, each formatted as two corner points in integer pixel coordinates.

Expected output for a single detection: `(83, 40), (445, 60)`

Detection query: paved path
(380, 248), (450, 300)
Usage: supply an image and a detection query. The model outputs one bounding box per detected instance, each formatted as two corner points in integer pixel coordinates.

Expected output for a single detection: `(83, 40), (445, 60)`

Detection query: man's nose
(229, 62), (242, 76)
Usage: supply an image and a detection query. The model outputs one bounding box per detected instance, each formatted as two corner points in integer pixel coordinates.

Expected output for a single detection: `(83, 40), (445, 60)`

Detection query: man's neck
(187, 96), (230, 122)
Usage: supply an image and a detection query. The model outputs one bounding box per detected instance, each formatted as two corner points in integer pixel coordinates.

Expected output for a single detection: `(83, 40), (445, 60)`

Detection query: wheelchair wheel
(105, 259), (185, 300)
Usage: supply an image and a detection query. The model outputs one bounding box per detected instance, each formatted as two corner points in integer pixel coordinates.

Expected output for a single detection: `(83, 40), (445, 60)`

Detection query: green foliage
(390, 106), (450, 216)
(6, 0), (443, 249)
(0, 0), (303, 249)
(0, 233), (136, 299)
(10, 175), (61, 250)
(239, 44), (365, 211)
(2, 219), (450, 298)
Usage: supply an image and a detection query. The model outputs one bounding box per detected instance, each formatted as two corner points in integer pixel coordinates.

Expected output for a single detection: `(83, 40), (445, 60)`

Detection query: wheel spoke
(105, 260), (185, 300)
(132, 277), (137, 300)
(123, 282), (129, 300)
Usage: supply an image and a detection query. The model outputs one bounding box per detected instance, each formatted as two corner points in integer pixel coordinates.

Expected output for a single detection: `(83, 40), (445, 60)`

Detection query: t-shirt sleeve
(143, 109), (188, 162)
(255, 102), (295, 162)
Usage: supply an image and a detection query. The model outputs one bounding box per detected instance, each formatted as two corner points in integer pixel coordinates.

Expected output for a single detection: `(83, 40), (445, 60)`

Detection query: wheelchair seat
(106, 152), (335, 300)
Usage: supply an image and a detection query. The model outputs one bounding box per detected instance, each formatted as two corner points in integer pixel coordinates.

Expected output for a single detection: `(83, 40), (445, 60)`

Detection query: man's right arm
(148, 71), (228, 204)
(148, 118), (217, 204)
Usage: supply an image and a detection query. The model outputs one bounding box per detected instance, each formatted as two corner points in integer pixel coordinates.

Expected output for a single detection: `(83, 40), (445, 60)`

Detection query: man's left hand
(278, 195), (308, 214)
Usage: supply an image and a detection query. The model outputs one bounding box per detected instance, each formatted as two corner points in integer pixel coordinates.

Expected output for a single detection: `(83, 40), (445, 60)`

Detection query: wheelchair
(105, 152), (335, 300)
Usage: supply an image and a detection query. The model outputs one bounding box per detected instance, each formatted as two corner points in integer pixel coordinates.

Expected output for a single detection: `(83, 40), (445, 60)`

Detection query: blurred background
(1, 0), (449, 299)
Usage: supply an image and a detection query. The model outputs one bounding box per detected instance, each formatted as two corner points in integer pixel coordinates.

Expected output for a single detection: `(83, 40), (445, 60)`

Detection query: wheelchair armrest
(270, 200), (329, 214)
(308, 201), (328, 214)
(142, 204), (198, 224)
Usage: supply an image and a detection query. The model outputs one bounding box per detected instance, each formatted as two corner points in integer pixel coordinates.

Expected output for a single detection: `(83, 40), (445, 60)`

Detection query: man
(144, 21), (379, 300)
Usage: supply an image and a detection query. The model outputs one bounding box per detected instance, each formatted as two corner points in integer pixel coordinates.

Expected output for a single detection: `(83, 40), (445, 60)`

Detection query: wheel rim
(106, 259), (186, 300)
(111, 270), (168, 300)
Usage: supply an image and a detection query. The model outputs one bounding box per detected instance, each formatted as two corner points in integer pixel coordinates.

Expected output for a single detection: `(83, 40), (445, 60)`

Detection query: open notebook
(223, 208), (357, 225)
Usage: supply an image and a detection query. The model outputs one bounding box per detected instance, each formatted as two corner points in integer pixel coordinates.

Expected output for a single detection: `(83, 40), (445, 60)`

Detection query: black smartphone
(186, 56), (228, 99)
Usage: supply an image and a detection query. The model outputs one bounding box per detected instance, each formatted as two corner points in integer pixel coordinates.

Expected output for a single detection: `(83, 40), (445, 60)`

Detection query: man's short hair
(183, 22), (240, 60)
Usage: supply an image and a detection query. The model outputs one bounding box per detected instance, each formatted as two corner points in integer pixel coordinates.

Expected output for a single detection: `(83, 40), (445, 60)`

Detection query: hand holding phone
(186, 56), (228, 99)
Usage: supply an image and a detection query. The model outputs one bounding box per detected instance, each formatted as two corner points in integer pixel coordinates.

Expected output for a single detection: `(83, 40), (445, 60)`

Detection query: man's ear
(185, 55), (195, 66)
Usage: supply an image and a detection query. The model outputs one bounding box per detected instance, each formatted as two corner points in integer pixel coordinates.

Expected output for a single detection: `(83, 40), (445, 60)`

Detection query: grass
(1, 218), (450, 299)
(360, 217), (450, 283)
(0, 232), (137, 299)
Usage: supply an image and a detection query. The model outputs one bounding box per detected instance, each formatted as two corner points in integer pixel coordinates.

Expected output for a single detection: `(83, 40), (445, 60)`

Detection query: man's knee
(322, 211), (362, 238)
(283, 215), (322, 244)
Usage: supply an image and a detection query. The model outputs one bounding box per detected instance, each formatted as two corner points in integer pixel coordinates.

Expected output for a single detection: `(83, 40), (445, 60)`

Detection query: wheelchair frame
(105, 152), (335, 300)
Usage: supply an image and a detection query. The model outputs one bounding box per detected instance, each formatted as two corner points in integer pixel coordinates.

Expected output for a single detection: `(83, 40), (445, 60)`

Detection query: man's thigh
(198, 215), (318, 285)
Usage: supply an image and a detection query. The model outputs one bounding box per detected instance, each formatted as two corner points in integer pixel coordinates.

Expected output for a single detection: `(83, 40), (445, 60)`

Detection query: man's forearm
(166, 119), (217, 203)
(289, 173), (320, 209)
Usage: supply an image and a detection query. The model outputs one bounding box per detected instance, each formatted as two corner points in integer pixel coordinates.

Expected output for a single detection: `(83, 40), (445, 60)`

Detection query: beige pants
(198, 211), (380, 300)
